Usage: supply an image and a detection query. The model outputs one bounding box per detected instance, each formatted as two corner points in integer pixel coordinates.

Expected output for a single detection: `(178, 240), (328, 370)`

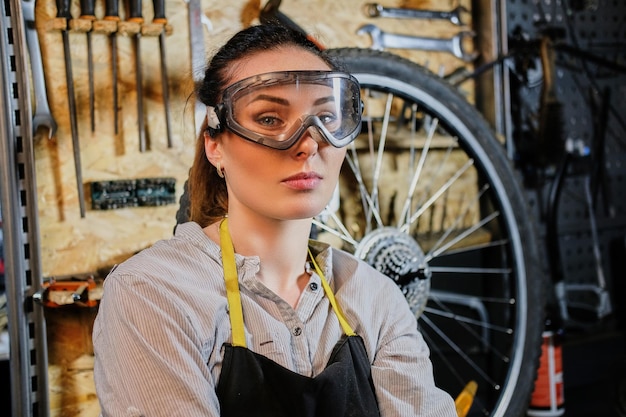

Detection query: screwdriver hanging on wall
(127, 0), (146, 152)
(56, 0), (87, 217)
(153, 0), (173, 148)
(104, 0), (120, 134)
(78, 0), (96, 132)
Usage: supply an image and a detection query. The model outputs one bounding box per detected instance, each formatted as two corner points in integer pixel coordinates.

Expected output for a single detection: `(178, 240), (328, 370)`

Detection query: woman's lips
(281, 172), (323, 190)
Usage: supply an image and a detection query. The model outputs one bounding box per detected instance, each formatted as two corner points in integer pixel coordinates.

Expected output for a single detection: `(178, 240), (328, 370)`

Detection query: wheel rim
(313, 73), (530, 416)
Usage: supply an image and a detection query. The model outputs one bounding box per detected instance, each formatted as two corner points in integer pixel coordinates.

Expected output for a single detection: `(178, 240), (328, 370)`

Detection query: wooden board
(35, 0), (473, 278)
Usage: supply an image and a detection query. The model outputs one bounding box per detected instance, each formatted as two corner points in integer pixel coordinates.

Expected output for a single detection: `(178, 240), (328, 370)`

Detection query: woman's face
(206, 46), (348, 222)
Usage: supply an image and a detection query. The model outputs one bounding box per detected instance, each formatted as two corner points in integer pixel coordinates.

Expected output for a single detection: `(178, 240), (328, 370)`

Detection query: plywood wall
(31, 0), (472, 415)
(35, 0), (472, 279)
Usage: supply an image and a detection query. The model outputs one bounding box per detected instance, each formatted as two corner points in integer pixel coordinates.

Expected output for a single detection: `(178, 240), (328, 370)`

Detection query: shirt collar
(175, 221), (335, 284)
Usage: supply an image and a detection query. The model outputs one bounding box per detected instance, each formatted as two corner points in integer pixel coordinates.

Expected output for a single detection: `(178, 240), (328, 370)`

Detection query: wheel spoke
(426, 211), (500, 261)
(424, 184), (489, 255)
(434, 239), (510, 257)
(313, 211), (359, 248)
(344, 146), (384, 228)
(401, 158), (475, 233)
(429, 266), (512, 274)
(363, 90), (394, 230)
(420, 314), (501, 389)
(398, 115), (440, 227)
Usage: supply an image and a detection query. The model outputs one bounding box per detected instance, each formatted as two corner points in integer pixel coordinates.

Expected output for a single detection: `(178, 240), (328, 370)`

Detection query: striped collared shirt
(93, 222), (456, 417)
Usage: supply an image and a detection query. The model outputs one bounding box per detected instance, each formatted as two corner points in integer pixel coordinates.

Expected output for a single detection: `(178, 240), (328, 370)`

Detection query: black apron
(215, 219), (381, 417)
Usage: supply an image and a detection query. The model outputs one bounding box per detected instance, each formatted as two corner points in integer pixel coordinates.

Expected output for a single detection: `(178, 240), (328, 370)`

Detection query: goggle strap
(206, 106), (222, 132)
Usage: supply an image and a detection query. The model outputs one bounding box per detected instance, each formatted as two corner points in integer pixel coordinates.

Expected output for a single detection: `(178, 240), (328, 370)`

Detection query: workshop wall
(35, 0), (471, 280)
(32, 0), (472, 416)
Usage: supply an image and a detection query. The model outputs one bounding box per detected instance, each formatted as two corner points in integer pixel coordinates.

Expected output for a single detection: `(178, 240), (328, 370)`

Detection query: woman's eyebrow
(249, 94), (289, 105)
(314, 96), (336, 106)
(248, 94), (336, 106)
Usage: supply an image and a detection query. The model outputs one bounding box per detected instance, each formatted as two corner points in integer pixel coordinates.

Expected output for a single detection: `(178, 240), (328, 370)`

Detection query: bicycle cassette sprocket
(354, 227), (431, 318)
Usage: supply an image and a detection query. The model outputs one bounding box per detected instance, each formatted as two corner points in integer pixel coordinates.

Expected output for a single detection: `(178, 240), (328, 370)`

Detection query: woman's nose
(292, 127), (323, 157)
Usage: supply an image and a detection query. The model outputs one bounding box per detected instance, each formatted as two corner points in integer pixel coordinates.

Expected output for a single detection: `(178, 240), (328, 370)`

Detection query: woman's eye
(319, 113), (338, 126)
(256, 115), (282, 128)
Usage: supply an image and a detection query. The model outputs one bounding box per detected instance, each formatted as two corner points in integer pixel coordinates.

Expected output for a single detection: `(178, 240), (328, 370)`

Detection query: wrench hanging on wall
(187, 0), (207, 136)
(357, 24), (478, 62)
(363, 3), (469, 26)
(22, 0), (57, 139)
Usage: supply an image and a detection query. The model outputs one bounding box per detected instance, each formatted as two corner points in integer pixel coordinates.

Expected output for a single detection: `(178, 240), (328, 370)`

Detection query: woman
(93, 24), (457, 417)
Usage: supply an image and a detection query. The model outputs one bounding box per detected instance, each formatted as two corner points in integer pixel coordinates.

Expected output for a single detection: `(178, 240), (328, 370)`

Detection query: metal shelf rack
(1, 0), (50, 416)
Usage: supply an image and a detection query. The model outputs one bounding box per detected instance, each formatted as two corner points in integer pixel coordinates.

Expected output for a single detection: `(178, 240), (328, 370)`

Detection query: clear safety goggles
(206, 71), (362, 150)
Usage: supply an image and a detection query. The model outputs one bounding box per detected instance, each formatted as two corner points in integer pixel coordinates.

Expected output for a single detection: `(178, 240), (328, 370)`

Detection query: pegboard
(504, 0), (626, 328)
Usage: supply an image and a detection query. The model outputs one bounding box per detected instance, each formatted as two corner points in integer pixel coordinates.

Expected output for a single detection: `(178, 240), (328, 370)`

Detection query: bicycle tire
(321, 47), (546, 417)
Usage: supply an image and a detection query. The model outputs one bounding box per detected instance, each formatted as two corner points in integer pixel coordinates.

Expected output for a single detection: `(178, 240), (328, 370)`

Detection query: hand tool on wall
(260, 0), (324, 50)
(153, 0), (173, 148)
(90, 177), (176, 209)
(104, 0), (120, 134)
(78, 0), (96, 132)
(22, 0), (58, 139)
(33, 276), (98, 307)
(56, 0), (87, 217)
(357, 24), (478, 62)
(186, 0), (207, 136)
(363, 3), (469, 26)
(127, 0), (146, 152)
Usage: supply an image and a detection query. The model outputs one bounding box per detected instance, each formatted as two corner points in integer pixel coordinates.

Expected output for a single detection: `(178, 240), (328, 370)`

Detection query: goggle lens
(207, 71), (362, 149)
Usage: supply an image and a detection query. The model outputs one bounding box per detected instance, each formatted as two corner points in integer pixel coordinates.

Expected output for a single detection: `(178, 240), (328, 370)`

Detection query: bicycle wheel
(320, 48), (546, 417)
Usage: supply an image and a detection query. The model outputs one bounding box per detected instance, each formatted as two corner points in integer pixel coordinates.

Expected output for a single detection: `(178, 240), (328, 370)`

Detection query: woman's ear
(204, 131), (222, 166)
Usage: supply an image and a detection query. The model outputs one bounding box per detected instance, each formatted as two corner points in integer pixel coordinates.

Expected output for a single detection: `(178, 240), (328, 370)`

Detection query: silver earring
(216, 162), (224, 178)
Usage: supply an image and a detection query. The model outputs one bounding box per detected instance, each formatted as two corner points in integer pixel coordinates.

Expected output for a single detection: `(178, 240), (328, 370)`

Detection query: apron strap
(308, 248), (356, 337)
(219, 218), (356, 348)
(220, 219), (247, 347)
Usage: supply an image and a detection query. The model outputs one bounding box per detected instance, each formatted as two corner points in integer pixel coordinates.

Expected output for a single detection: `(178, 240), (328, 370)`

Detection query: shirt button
(309, 282), (318, 291)
(293, 327), (302, 336)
